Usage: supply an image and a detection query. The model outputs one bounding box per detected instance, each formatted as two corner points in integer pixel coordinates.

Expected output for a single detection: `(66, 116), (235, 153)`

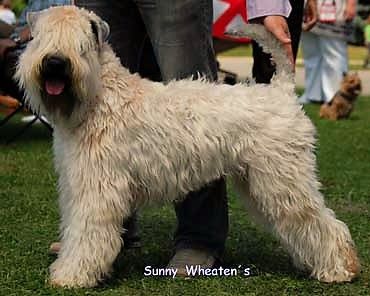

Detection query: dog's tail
(226, 24), (294, 88)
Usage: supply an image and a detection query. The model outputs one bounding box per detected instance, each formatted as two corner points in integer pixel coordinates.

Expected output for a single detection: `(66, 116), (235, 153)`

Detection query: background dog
(16, 6), (359, 288)
(320, 73), (362, 120)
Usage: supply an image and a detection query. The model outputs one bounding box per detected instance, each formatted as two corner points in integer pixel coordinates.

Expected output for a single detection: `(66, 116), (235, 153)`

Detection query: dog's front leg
(49, 159), (130, 288)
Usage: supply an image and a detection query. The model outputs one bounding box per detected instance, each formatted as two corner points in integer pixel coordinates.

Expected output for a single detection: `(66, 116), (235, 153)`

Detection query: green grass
(1, 98), (369, 295)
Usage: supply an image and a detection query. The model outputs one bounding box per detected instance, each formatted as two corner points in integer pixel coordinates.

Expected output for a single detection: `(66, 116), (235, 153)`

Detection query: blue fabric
(18, 0), (72, 27)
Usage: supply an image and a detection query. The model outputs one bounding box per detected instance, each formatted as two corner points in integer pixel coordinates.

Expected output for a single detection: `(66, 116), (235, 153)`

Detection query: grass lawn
(0, 97), (369, 295)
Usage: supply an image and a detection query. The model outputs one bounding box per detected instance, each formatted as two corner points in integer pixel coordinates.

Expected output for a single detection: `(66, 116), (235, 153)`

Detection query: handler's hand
(303, 0), (318, 31)
(19, 27), (31, 42)
(262, 15), (294, 67)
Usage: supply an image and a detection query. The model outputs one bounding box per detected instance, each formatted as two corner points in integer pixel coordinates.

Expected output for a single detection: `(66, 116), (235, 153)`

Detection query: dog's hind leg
(232, 146), (359, 283)
(320, 104), (338, 120)
(49, 158), (131, 288)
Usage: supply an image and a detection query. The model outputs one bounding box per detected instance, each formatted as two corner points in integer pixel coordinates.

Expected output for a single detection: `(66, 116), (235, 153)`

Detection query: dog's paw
(317, 269), (358, 283)
(49, 259), (99, 288)
(314, 245), (360, 283)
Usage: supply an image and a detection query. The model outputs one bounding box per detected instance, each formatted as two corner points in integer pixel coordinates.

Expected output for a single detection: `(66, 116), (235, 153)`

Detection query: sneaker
(167, 248), (216, 277)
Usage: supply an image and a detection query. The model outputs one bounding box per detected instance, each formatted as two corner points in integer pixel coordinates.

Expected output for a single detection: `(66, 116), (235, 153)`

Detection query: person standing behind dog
(299, 0), (357, 104)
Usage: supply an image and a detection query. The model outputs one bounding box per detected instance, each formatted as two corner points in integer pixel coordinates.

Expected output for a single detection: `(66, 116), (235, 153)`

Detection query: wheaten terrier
(16, 6), (359, 288)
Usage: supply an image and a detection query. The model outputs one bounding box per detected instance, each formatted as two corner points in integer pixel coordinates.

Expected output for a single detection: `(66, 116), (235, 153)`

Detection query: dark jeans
(75, 0), (228, 257)
(252, 0), (305, 83)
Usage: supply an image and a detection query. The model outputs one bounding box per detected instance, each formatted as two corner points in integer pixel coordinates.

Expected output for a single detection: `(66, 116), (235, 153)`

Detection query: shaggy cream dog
(16, 6), (359, 288)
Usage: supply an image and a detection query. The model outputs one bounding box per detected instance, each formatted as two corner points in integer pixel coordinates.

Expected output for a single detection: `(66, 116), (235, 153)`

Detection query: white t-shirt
(0, 9), (16, 25)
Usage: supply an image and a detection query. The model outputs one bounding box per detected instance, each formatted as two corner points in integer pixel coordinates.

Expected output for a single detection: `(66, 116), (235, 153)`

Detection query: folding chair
(0, 102), (53, 144)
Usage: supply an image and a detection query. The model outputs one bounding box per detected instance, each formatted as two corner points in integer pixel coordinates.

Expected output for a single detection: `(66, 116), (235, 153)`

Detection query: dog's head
(15, 6), (110, 124)
(340, 72), (362, 100)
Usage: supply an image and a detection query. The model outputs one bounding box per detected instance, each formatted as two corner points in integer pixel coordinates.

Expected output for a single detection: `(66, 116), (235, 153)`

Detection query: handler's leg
(137, 0), (228, 270)
(300, 31), (323, 104)
(320, 36), (348, 103)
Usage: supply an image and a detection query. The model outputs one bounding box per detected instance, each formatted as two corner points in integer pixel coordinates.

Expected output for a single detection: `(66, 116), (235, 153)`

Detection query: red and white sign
(318, 0), (336, 23)
(213, 0), (250, 43)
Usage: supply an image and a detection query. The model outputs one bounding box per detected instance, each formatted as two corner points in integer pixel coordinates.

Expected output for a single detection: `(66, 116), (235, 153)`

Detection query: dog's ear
(89, 18), (110, 49)
(342, 72), (347, 77)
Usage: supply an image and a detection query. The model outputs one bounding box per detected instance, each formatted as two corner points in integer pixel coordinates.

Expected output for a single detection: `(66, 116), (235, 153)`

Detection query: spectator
(299, 0), (357, 104)
(0, 0), (15, 25)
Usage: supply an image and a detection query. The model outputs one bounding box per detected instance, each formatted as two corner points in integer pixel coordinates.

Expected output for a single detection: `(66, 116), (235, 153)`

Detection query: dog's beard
(340, 81), (361, 100)
(41, 90), (76, 118)
(343, 85), (361, 100)
(350, 85), (361, 96)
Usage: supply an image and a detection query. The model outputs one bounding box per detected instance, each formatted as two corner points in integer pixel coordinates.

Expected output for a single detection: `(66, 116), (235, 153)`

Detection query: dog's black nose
(42, 55), (70, 76)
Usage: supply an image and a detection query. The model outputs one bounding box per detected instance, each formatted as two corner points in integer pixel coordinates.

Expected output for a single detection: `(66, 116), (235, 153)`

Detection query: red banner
(213, 0), (250, 43)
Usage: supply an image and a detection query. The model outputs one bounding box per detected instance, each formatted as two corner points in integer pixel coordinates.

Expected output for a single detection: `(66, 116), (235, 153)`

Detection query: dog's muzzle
(41, 55), (71, 96)
(352, 84), (362, 96)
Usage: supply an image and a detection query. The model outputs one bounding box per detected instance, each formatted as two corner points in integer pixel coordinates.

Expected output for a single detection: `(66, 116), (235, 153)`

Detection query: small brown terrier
(320, 73), (362, 120)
